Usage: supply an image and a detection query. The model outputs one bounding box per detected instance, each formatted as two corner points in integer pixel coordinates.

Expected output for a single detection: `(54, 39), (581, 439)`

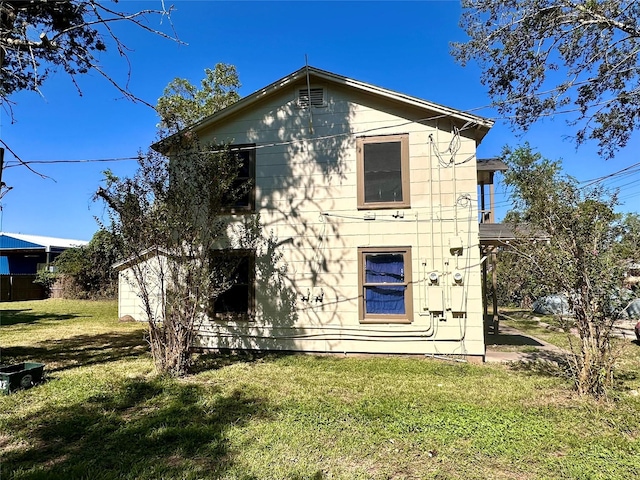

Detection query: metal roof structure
(0, 233), (88, 251)
(478, 223), (515, 244)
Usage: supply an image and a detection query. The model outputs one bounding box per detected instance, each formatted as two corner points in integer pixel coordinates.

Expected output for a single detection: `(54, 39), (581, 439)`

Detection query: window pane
(363, 142), (403, 203)
(365, 254), (404, 283)
(210, 255), (248, 282)
(236, 150), (251, 177)
(365, 285), (406, 314)
(215, 284), (249, 313)
(211, 254), (252, 315)
(229, 178), (250, 207)
(222, 147), (253, 209)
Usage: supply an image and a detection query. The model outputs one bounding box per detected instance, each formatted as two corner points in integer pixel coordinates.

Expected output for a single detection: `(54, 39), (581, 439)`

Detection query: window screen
(359, 247), (413, 323)
(210, 250), (255, 317)
(357, 134), (409, 209)
(363, 142), (403, 204)
(222, 145), (255, 212)
(364, 253), (406, 314)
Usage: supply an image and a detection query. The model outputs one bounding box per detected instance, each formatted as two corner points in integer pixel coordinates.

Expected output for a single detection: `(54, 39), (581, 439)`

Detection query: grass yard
(1, 300), (639, 479)
(500, 309), (640, 392)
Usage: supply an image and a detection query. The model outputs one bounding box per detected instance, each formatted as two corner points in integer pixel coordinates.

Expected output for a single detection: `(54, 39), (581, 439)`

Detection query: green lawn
(1, 300), (639, 479)
(500, 308), (640, 392)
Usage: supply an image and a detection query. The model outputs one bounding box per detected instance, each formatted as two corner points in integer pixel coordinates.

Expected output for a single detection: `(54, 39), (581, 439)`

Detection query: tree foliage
(96, 65), (258, 376)
(614, 212), (640, 263)
(0, 0), (175, 107)
(500, 144), (633, 397)
(155, 63), (241, 137)
(97, 140), (262, 376)
(453, 1), (640, 159)
(53, 228), (122, 299)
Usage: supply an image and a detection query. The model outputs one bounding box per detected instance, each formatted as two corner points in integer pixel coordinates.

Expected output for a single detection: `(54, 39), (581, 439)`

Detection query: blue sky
(2, 0), (639, 241)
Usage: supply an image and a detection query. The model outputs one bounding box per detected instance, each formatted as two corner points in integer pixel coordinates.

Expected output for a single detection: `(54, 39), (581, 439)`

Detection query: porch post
(491, 251), (499, 333)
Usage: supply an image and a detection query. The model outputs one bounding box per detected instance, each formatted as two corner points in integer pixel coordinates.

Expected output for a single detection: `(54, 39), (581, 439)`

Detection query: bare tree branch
(0, 138), (52, 181)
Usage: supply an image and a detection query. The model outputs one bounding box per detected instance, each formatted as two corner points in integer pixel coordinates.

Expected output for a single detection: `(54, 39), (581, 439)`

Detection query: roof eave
(153, 66), (494, 151)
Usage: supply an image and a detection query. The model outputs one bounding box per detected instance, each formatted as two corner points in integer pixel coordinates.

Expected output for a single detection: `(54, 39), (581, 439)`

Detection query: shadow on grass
(509, 350), (572, 380)
(1, 330), (148, 373)
(1, 376), (276, 479)
(0, 309), (81, 326)
(486, 332), (544, 347)
(500, 309), (533, 316)
(615, 369), (639, 386)
(190, 349), (295, 374)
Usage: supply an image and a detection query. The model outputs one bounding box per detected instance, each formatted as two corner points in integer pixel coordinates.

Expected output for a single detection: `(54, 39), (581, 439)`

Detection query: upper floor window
(224, 144), (255, 213)
(357, 134), (410, 209)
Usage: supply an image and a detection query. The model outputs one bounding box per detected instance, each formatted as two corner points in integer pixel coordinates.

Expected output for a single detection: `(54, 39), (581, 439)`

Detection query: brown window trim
(357, 134), (410, 210)
(209, 249), (256, 321)
(358, 246), (413, 324)
(221, 144), (256, 214)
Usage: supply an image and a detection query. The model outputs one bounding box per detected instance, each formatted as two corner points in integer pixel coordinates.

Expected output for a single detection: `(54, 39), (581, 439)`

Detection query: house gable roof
(154, 66), (494, 151)
(112, 247), (170, 271)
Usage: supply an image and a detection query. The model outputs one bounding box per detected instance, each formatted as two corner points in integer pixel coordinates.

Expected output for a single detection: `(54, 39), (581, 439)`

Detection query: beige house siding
(191, 81), (486, 359)
(118, 269), (145, 321)
(118, 255), (167, 323)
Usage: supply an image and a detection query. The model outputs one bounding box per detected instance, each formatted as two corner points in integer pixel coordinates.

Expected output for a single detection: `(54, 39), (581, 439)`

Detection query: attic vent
(298, 88), (325, 108)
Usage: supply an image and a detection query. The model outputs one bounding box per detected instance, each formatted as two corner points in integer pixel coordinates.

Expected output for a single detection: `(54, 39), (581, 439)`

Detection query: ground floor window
(358, 246), (413, 323)
(210, 249), (255, 319)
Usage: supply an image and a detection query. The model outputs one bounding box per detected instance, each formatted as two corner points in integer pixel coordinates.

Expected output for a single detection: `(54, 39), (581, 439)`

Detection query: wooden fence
(0, 275), (45, 301)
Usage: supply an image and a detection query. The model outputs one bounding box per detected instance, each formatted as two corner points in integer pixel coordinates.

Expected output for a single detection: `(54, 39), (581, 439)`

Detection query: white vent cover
(298, 88), (324, 108)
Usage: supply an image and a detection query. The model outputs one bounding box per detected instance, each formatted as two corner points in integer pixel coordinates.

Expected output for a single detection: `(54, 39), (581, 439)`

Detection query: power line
(0, 99), (629, 168)
(2, 94), (640, 177)
(3, 156), (140, 168)
(0, 138), (52, 181)
(1, 94), (600, 167)
(580, 161), (640, 187)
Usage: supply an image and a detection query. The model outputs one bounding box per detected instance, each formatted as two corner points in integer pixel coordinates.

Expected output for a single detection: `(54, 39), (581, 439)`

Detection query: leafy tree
(0, 0), (175, 106)
(614, 213), (640, 264)
(496, 169), (640, 311)
(96, 66), (253, 376)
(0, 1), (177, 197)
(33, 269), (57, 297)
(501, 144), (632, 397)
(53, 228), (122, 299)
(453, 1), (640, 159)
(97, 140), (265, 376)
(155, 63), (241, 137)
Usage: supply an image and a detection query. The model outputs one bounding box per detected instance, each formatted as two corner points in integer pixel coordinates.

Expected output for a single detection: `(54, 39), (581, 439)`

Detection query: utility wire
(2, 97), (638, 199)
(3, 156), (140, 168)
(580, 160), (640, 187)
(0, 139), (52, 180)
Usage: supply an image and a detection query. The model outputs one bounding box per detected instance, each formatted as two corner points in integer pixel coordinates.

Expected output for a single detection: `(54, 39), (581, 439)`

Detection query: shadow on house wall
(202, 90), (356, 351)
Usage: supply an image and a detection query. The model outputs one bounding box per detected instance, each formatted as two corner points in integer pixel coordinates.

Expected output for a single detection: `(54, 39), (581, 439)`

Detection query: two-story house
(118, 66), (494, 362)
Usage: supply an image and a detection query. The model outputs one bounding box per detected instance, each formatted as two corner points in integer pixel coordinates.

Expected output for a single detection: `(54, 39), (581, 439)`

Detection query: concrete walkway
(484, 323), (569, 364)
(611, 318), (639, 341)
